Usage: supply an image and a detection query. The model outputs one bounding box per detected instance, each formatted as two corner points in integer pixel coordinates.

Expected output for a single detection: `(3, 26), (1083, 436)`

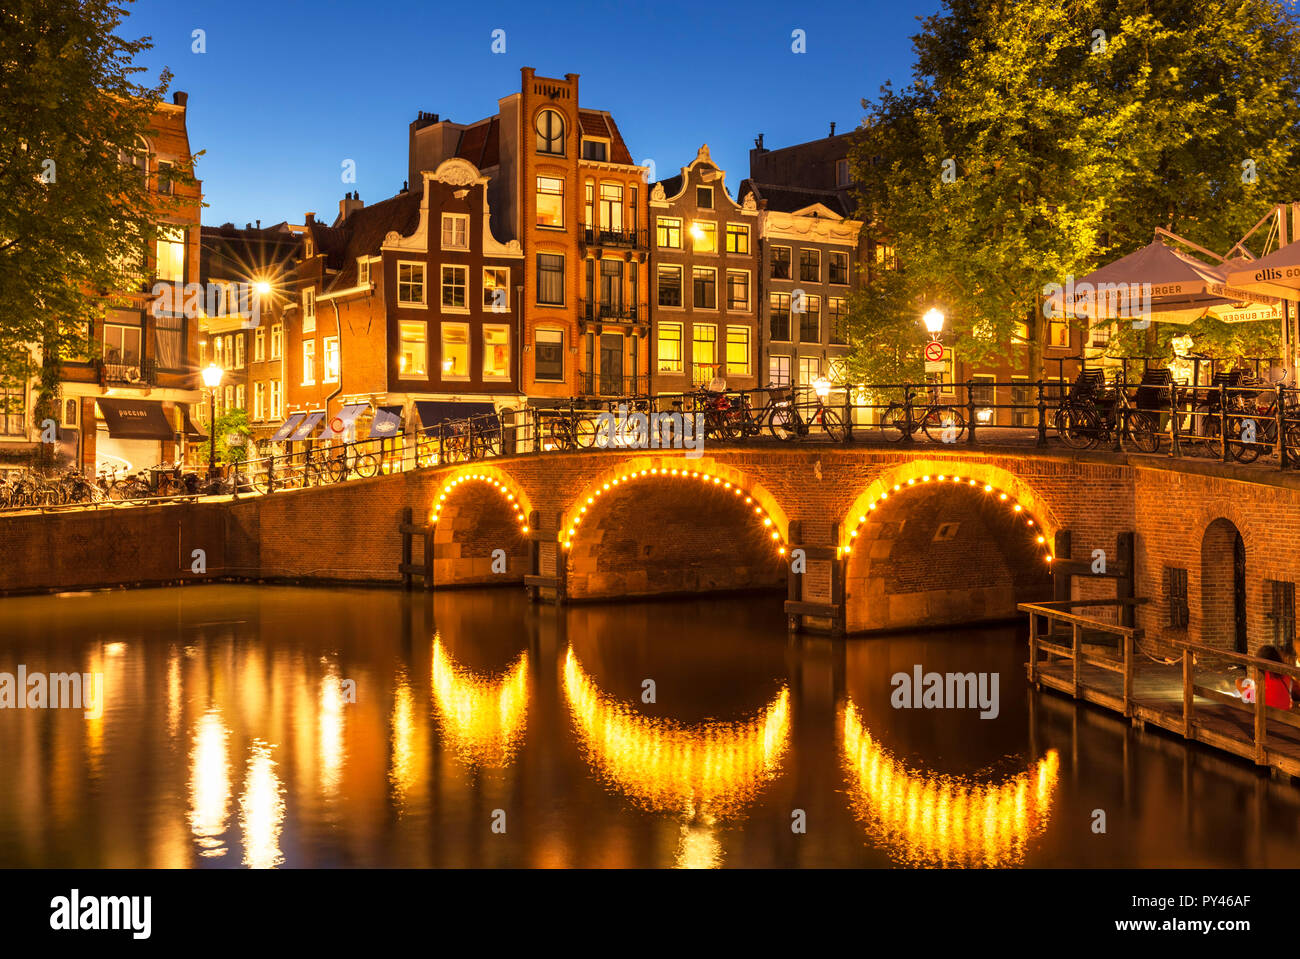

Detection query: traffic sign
(924, 341), (945, 362)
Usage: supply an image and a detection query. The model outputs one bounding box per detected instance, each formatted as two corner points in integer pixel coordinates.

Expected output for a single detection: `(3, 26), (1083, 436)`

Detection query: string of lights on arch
(843, 473), (1053, 564)
(562, 466), (786, 554)
(430, 472), (530, 533)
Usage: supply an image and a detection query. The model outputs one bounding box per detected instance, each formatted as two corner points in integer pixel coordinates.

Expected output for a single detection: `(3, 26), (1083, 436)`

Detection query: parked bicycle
(1053, 369), (1160, 453)
(877, 385), (966, 443)
(767, 385), (847, 442)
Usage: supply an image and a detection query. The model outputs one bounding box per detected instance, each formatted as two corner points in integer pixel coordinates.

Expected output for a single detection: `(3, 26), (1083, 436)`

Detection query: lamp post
(202, 363), (224, 477)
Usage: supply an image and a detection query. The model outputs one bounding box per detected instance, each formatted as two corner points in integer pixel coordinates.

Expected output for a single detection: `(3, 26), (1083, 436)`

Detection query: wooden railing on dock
(1022, 598), (1300, 778)
(1022, 599), (1146, 717)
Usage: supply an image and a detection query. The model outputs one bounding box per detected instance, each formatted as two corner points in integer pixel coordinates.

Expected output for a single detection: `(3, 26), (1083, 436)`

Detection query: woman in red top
(1257, 645), (1297, 709)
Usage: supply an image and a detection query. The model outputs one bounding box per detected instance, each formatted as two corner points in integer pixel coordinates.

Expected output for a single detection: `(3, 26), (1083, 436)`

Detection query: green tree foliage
(0, 0), (188, 423)
(848, 0), (1300, 379)
(195, 408), (252, 466)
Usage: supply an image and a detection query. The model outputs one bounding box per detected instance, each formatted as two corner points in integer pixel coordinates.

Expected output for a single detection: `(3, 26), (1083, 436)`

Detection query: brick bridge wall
(6, 447), (1300, 651)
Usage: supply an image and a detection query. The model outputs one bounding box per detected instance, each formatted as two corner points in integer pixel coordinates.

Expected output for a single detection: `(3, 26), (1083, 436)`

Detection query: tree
(847, 0), (1300, 380)
(0, 0), (188, 427)
(195, 408), (252, 466)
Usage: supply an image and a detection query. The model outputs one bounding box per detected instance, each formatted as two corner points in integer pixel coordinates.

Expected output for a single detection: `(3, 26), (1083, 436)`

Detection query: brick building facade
(649, 145), (760, 395)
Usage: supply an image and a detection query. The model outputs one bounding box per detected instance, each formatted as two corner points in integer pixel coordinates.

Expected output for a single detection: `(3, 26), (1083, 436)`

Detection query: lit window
(399, 321), (427, 377)
(726, 224), (749, 254)
(155, 226), (185, 282)
(726, 326), (750, 376)
(657, 217), (682, 249)
(692, 324), (717, 381)
(254, 327), (265, 362)
(270, 379), (282, 418)
(441, 323), (469, 379)
(303, 287), (316, 332)
(769, 355), (791, 387)
(254, 382), (266, 420)
(270, 324), (283, 359)
(657, 322), (683, 374)
(398, 263), (425, 306)
(692, 221), (717, 254)
(537, 177), (564, 228)
(302, 340), (315, 384)
(441, 213), (469, 250)
(798, 356), (821, 385)
(104, 323), (142, 365)
(483, 325), (510, 379)
(359, 259), (370, 285)
(598, 183), (623, 232)
(324, 336), (339, 382)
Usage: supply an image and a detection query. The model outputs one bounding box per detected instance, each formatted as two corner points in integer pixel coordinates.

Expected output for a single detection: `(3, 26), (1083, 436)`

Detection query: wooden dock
(1022, 599), (1300, 780)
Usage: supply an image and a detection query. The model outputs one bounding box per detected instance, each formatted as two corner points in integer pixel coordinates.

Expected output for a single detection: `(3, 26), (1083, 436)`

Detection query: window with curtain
(536, 253), (564, 305)
(153, 314), (184, 370)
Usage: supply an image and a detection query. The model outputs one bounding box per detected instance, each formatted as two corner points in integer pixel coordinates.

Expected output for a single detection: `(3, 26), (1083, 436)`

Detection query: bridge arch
(840, 464), (1055, 633)
(428, 467), (532, 585)
(558, 455), (789, 600)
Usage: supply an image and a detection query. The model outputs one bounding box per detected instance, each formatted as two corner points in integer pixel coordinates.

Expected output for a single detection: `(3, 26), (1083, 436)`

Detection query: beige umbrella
(1046, 240), (1242, 325)
(1220, 245), (1300, 302)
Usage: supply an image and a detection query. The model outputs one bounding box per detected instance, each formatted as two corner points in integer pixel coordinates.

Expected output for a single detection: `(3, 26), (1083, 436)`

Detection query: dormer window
(535, 109), (566, 156)
(304, 235), (314, 257)
(359, 259), (370, 285)
(582, 139), (608, 162)
(836, 158), (850, 187)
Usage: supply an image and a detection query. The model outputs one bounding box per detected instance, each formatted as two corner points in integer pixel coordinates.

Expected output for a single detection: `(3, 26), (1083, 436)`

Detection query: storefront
(94, 398), (182, 474)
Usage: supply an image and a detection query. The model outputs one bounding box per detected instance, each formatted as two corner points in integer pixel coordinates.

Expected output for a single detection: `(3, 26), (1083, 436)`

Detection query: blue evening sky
(120, 0), (941, 226)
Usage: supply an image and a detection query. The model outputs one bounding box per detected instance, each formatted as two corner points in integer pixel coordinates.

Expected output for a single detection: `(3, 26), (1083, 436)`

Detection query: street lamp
(923, 308), (945, 339)
(201, 363), (223, 477)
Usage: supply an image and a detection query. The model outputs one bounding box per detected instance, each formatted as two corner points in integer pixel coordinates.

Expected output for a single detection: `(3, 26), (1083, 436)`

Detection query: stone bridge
(7, 445), (1300, 648)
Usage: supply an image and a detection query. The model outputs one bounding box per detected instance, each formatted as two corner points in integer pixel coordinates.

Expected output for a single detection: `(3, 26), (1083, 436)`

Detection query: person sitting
(1255, 644), (1297, 709)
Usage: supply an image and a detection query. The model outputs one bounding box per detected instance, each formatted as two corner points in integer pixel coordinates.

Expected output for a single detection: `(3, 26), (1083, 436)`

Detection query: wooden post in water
(1072, 622), (1082, 698)
(1028, 613), (1039, 686)
(1182, 648), (1194, 738)
(1122, 633), (1134, 717)
(1254, 663), (1268, 765)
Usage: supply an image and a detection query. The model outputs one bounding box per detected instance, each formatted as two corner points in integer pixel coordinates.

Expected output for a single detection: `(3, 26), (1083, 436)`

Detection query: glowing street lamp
(253, 280), (272, 297)
(201, 363), (224, 477)
(812, 377), (831, 400)
(922, 308), (945, 338)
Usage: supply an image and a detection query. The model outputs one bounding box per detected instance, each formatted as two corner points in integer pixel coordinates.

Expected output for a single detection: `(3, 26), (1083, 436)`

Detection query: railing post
(1122, 632), (1134, 717)
(438, 422), (446, 466)
(902, 384), (915, 443)
(1168, 383), (1181, 459)
(842, 387), (853, 444)
(1036, 380), (1048, 447)
(1071, 622), (1081, 698)
(1277, 384), (1289, 471)
(966, 381), (978, 445)
(1219, 383), (1231, 463)
(1253, 663), (1267, 764)
(1028, 613), (1039, 685)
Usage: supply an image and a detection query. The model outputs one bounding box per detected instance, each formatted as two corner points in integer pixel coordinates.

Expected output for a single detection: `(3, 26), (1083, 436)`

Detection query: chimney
(172, 91), (188, 107)
(829, 121), (836, 137)
(305, 212), (316, 225)
(755, 133), (765, 151)
(337, 191), (364, 225)
(256, 219), (261, 229)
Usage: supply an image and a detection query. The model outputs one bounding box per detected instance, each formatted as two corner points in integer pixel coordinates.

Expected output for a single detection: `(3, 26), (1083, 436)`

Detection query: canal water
(1, 584), (1298, 868)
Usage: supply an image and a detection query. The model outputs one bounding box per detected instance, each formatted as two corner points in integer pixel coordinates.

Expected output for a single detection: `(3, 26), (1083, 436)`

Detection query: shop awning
(369, 404), (403, 438)
(270, 412), (305, 443)
(174, 405), (207, 441)
(326, 403), (370, 437)
(289, 410), (326, 442)
(414, 400), (496, 433)
(95, 397), (175, 441)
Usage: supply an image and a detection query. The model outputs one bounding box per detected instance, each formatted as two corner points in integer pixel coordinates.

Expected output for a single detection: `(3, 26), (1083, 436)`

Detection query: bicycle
(538, 410), (597, 451)
(768, 385), (847, 442)
(1052, 370), (1160, 453)
(878, 385), (966, 443)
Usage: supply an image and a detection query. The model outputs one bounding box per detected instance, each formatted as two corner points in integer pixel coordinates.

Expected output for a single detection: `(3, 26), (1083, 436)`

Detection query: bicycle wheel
(819, 407), (847, 442)
(877, 402), (910, 443)
(354, 453), (380, 478)
(920, 406), (966, 444)
(1127, 411), (1161, 454)
(326, 457), (349, 484)
(574, 417), (598, 449)
(1202, 418), (1224, 459)
(1055, 405), (1100, 450)
(1230, 416), (1263, 463)
(768, 405), (800, 442)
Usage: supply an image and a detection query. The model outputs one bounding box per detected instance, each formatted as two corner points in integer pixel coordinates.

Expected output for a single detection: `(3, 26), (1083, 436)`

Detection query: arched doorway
(1200, 518), (1247, 653)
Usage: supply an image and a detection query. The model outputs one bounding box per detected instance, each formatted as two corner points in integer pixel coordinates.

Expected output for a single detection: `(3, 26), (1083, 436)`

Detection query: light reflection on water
(2, 584), (1300, 868)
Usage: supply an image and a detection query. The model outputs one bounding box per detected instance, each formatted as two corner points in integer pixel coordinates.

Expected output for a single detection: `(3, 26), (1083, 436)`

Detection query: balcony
(580, 300), (639, 324)
(95, 356), (158, 388)
(579, 372), (643, 398)
(582, 227), (648, 250)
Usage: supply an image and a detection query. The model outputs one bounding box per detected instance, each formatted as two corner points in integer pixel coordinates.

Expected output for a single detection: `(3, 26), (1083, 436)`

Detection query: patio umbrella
(1046, 240), (1242, 325)
(1220, 245), (1300, 302)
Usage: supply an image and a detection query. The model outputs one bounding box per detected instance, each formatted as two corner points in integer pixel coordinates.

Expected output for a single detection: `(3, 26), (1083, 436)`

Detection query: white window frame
(657, 321), (683, 374)
(441, 321), (471, 380)
(441, 264), (469, 313)
(270, 323), (283, 359)
(441, 213), (469, 251)
(482, 324), (511, 381)
(483, 266), (511, 313)
(397, 261), (427, 308)
(302, 340), (316, 385)
(254, 327), (266, 362)
(323, 336), (339, 383)
(398, 321), (427, 378)
(302, 287), (316, 333)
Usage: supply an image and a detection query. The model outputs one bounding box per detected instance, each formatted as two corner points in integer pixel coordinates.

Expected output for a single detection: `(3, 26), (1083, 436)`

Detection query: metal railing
(579, 300), (639, 323)
(95, 356), (158, 387)
(13, 368), (1300, 514)
(581, 227), (648, 249)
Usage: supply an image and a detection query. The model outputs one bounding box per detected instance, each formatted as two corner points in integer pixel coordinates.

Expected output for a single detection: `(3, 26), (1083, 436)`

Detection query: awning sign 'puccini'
(95, 398), (175, 441)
